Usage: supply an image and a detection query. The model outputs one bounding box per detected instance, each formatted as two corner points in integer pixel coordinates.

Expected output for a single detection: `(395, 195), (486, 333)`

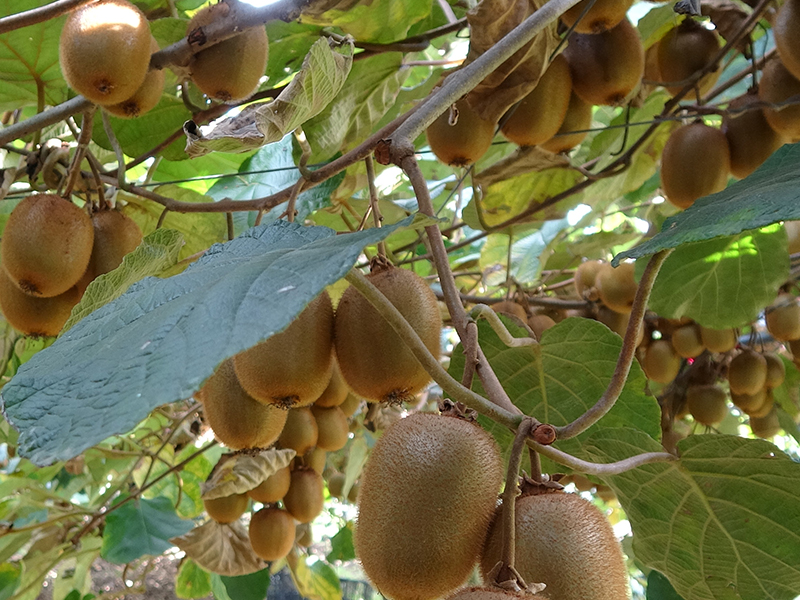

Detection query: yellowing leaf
(201, 448), (296, 500)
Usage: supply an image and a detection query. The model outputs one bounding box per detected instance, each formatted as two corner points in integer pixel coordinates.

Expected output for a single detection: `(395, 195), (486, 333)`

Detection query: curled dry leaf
(463, 0), (560, 123)
(701, 0), (751, 54)
(171, 519), (267, 576)
(201, 447), (296, 500)
(475, 145), (571, 187)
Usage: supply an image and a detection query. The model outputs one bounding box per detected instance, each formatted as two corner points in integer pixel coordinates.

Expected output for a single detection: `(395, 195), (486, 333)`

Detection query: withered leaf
(475, 145), (571, 187)
(171, 520), (267, 576)
(201, 448), (296, 500)
(701, 0), (751, 54)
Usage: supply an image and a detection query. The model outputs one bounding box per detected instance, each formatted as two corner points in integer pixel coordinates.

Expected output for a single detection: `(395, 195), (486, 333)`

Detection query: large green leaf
(176, 559), (212, 599)
(647, 571), (686, 600)
(643, 226), (788, 328)
(616, 143), (800, 263)
(219, 569), (271, 600)
(304, 0), (432, 43)
(264, 21), (324, 83)
(1, 217), (423, 465)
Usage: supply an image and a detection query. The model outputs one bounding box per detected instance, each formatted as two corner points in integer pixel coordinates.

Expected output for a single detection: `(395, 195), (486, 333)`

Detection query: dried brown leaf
(701, 0), (751, 54)
(201, 448), (296, 500)
(475, 145), (571, 187)
(171, 520), (266, 576)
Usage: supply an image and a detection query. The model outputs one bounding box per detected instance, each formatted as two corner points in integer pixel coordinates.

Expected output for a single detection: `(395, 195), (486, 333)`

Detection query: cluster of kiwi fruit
(0, 193), (142, 337)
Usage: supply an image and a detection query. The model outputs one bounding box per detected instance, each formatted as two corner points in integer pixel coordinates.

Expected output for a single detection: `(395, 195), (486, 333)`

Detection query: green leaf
(64, 229), (184, 331)
(100, 496), (192, 564)
(219, 569), (271, 600)
(327, 522), (356, 562)
(615, 144), (800, 263)
(176, 559), (212, 599)
(210, 574), (233, 600)
(3, 217), (424, 465)
(0, 562), (21, 600)
(264, 21), (324, 83)
(643, 226), (788, 328)
(290, 558), (342, 600)
(647, 570), (686, 600)
(304, 0), (432, 43)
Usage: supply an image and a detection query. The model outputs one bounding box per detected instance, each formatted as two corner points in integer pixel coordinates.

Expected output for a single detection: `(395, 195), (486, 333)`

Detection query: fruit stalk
(364, 155), (386, 258)
(61, 106), (96, 198)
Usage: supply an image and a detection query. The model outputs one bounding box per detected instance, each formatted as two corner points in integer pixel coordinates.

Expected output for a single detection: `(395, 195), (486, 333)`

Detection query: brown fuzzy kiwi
(500, 54), (572, 146)
(198, 359), (288, 450)
(355, 413), (502, 600)
(2, 194), (94, 297)
(540, 91), (593, 153)
(774, 0), (800, 81)
(721, 92), (783, 179)
(347, 481), (360, 503)
(660, 122), (730, 209)
(765, 293), (800, 341)
(759, 59), (800, 142)
(642, 339), (682, 384)
(574, 259), (603, 300)
(327, 472), (346, 499)
(339, 393), (363, 418)
(564, 18), (644, 106)
(747, 389), (775, 418)
(763, 352), (786, 389)
(314, 358), (349, 408)
(596, 306), (645, 346)
(671, 323), (705, 358)
(302, 447), (327, 474)
(248, 466), (291, 504)
(481, 492), (629, 600)
(686, 384), (729, 426)
(656, 19), (721, 97)
(728, 349), (768, 395)
(310, 406), (349, 451)
(730, 387), (767, 413)
(750, 408), (781, 438)
(203, 493), (248, 524)
(59, 0), (152, 105)
(491, 300), (527, 321)
(445, 588), (549, 600)
(334, 265), (441, 403)
(426, 100), (496, 166)
(561, 0), (633, 33)
(699, 326), (737, 353)
(786, 221), (800, 254)
(283, 467), (325, 523)
(78, 208), (143, 291)
(0, 269), (81, 337)
(187, 3), (268, 102)
(249, 507), (296, 561)
(528, 314), (556, 339)
(595, 262), (637, 313)
(277, 407), (319, 456)
(104, 37), (165, 118)
(234, 291), (334, 408)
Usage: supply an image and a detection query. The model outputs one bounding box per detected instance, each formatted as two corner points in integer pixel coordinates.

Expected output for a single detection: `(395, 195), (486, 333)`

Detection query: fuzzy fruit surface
(2, 194), (94, 297)
(643, 339), (682, 384)
(0, 269), (81, 337)
(283, 468), (324, 523)
(721, 92), (783, 180)
(595, 262), (636, 313)
(355, 413), (503, 600)
(699, 327), (736, 353)
(311, 405), (349, 451)
(728, 350), (768, 396)
(314, 359), (350, 407)
(446, 587), (549, 600)
(426, 100), (496, 166)
(203, 493), (248, 524)
(278, 407), (319, 455)
(248, 466), (291, 504)
(249, 507), (295, 561)
(104, 37), (165, 119)
(656, 19), (721, 97)
(540, 92), (592, 153)
(686, 384), (729, 426)
(481, 492), (630, 600)
(334, 266), (441, 403)
(78, 208), (144, 292)
(774, 0), (800, 82)
(561, 0), (632, 33)
(759, 59), (800, 142)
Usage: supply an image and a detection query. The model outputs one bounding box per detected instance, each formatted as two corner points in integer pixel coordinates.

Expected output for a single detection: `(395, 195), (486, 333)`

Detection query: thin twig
(499, 419), (534, 581)
(365, 155), (386, 257)
(0, 0), (94, 34)
(101, 110), (127, 188)
(62, 106), (96, 198)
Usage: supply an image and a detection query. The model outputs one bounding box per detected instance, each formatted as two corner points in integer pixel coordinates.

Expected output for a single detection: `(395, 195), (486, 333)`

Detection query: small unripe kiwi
(642, 339), (682, 384)
(656, 19), (721, 97)
(721, 92), (783, 179)
(203, 493), (248, 524)
(327, 472), (346, 499)
(574, 259), (603, 300)
(728, 349), (768, 395)
(2, 194), (94, 297)
(595, 262), (637, 313)
(671, 324), (704, 358)
(302, 447), (326, 475)
(198, 359), (288, 450)
(759, 59), (800, 142)
(540, 91), (593, 153)
(104, 37), (165, 119)
(481, 492), (629, 600)
(749, 408), (781, 438)
(686, 384), (729, 426)
(314, 359), (349, 408)
(249, 507), (296, 561)
(501, 54), (572, 146)
(774, 0), (800, 81)
(334, 265), (442, 403)
(248, 466), (291, 504)
(187, 3), (269, 102)
(283, 468), (324, 523)
(0, 269), (81, 337)
(278, 407), (319, 456)
(763, 352), (786, 389)
(730, 387), (767, 413)
(78, 208), (144, 291)
(310, 406), (349, 451)
(426, 100), (496, 166)
(528, 314), (556, 339)
(747, 388), (775, 418)
(339, 393), (363, 418)
(561, 0), (633, 33)
(699, 326), (737, 353)
(491, 300), (527, 321)
(356, 413), (502, 600)
(234, 292), (334, 408)
(59, 0), (152, 105)
(765, 293), (800, 341)
(564, 18), (644, 106)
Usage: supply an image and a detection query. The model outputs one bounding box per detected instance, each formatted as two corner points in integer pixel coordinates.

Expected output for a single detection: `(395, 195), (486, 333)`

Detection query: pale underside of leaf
(201, 448), (296, 500)
(172, 520), (267, 577)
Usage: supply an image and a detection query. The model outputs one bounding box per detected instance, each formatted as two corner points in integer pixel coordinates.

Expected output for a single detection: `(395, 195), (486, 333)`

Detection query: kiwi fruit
(327, 472), (346, 499)
(347, 481), (360, 503)
(656, 19), (721, 97)
(596, 305), (645, 346)
(660, 122), (730, 209)
(302, 447), (327, 474)
(500, 54), (572, 147)
(728, 349), (768, 395)
(730, 387), (767, 413)
(104, 37), (165, 118)
(540, 91), (593, 153)
(283, 467), (325, 523)
(671, 323), (704, 358)
(491, 300), (527, 321)
(774, 0), (800, 81)
(446, 588), (548, 600)
(198, 359), (288, 450)
(481, 492), (629, 600)
(699, 326), (737, 353)
(426, 100), (496, 166)
(78, 208), (144, 291)
(355, 413), (502, 600)
(59, 0), (152, 105)
(314, 359), (349, 408)
(765, 293), (800, 341)
(528, 314), (556, 338)
(786, 221), (800, 254)
(561, 0), (632, 33)
(721, 92), (783, 179)
(574, 259), (603, 300)
(749, 408), (781, 438)
(310, 406), (349, 451)
(203, 493), (248, 524)
(187, 3), (269, 102)
(759, 58), (800, 142)
(595, 261), (637, 313)
(249, 507), (296, 561)
(234, 291), (334, 408)
(642, 339), (682, 384)
(0, 268), (81, 337)
(747, 389), (775, 418)
(686, 384), (729, 426)
(564, 18), (644, 106)
(334, 265), (442, 404)
(2, 194), (94, 297)
(339, 393), (363, 418)
(277, 407), (319, 456)
(248, 466), (291, 504)
(763, 352), (786, 389)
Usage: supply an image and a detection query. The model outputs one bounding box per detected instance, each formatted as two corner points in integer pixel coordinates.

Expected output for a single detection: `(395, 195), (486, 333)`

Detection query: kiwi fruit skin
(528, 314), (556, 339)
(302, 447), (327, 474)
(104, 37), (165, 119)
(198, 359), (288, 450)
(339, 393), (363, 418)
(759, 59), (800, 142)
(0, 268), (81, 337)
(355, 413), (503, 600)
(188, 3), (269, 102)
(671, 324), (704, 358)
(314, 358), (349, 408)
(728, 350), (768, 396)
(660, 122), (730, 209)
(540, 92), (593, 152)
(234, 291), (334, 408)
(426, 100), (496, 166)
(334, 266), (442, 404)
(2, 194), (94, 297)
(642, 339), (682, 384)
(481, 492), (629, 600)
(597, 305), (645, 346)
(765, 293), (800, 341)
(248, 466), (291, 504)
(310, 406), (349, 451)
(446, 588), (549, 600)
(79, 209), (144, 291)
(748, 390), (775, 418)
(763, 352), (786, 389)
(731, 387), (767, 413)
(686, 384), (729, 426)
(277, 407), (319, 456)
(561, 0), (632, 34)
(491, 300), (527, 321)
(500, 54), (572, 147)
(721, 92), (783, 179)
(595, 262), (637, 314)
(283, 468), (325, 523)
(786, 221), (800, 254)
(750, 409), (781, 438)
(249, 507), (296, 561)
(564, 18), (644, 106)
(574, 259), (603, 300)
(203, 493), (248, 524)
(699, 327), (736, 353)
(59, 0), (152, 105)
(774, 0), (800, 81)
(656, 19), (721, 97)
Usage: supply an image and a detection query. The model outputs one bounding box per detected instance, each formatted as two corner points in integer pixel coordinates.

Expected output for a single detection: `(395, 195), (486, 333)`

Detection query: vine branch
(0, 0), (94, 35)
